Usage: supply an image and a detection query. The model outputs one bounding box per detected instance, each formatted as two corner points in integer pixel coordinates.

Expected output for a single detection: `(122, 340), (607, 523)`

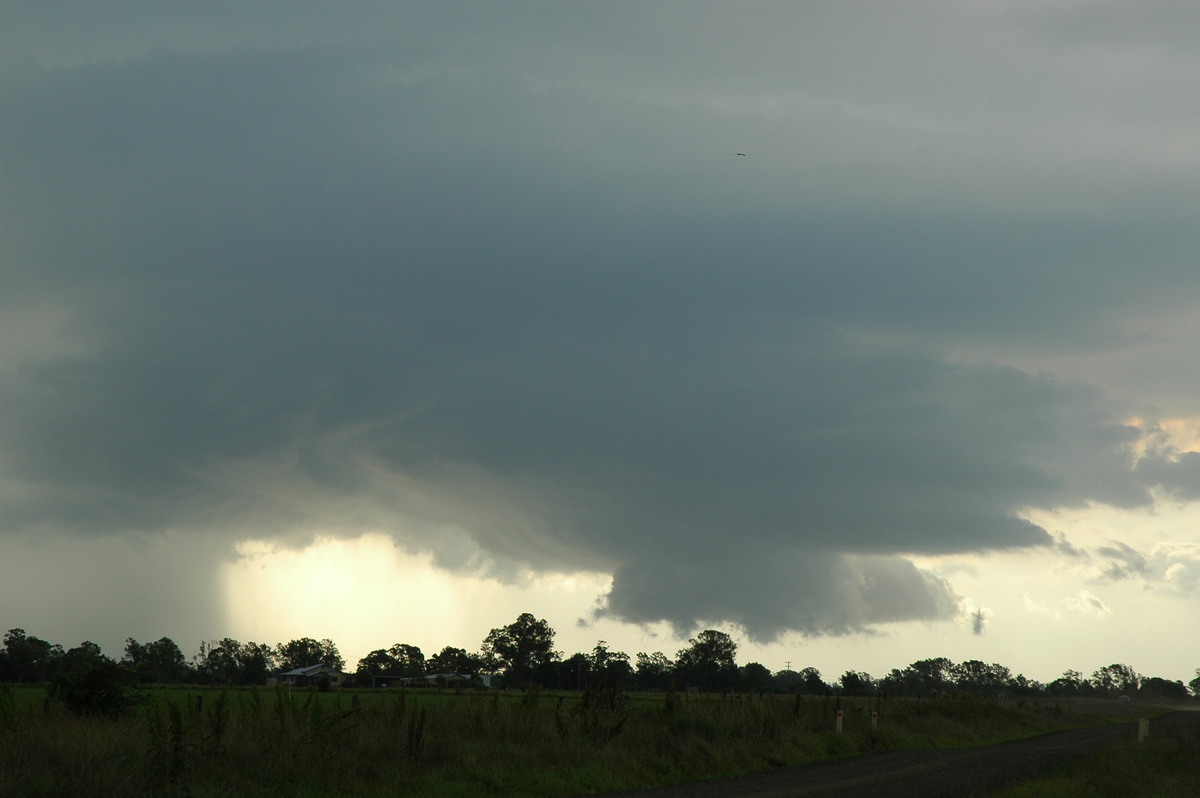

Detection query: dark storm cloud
(5, 2), (1200, 638)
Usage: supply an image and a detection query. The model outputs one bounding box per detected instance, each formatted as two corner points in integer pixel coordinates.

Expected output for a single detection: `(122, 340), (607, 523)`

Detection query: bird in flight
(735, 152), (746, 156)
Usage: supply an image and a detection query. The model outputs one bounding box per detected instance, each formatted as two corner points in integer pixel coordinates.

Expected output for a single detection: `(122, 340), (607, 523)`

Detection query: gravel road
(583, 710), (1200, 798)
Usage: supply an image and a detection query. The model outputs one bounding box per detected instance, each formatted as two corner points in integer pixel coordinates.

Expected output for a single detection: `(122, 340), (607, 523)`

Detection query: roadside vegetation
(0, 681), (1165, 798)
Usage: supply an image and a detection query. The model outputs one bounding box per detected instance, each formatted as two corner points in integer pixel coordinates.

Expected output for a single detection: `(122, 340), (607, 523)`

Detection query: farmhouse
(275, 664), (347, 687)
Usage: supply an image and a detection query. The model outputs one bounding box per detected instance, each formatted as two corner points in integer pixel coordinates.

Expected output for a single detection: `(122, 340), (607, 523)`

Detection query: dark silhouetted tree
(772, 667), (827, 693)
(739, 662), (772, 692)
(951, 660), (1011, 694)
(356, 649), (401, 682)
(675, 630), (738, 692)
(1047, 669), (1090, 697)
(354, 644), (423, 682)
(635, 651), (673, 691)
(0, 628), (62, 683)
(799, 666), (829, 694)
(60, 641), (111, 674)
(480, 612), (558, 685)
(123, 637), (190, 684)
(238, 642), (275, 684)
(196, 639), (242, 685)
(427, 646), (483, 675)
(1140, 676), (1188, 700)
(275, 638), (343, 672)
(589, 640), (632, 687)
(838, 670), (875, 696)
(772, 668), (802, 692)
(1091, 663), (1140, 696)
(881, 657), (953, 696)
(49, 659), (140, 718)
(196, 639), (275, 685)
(560, 652), (592, 690)
(388, 643), (426, 678)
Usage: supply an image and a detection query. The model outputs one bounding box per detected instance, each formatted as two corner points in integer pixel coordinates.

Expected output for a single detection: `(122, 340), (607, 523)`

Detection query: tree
(480, 612), (558, 685)
(427, 646), (483, 675)
(881, 657), (952, 696)
(237, 642), (276, 684)
(798, 666), (829, 694)
(772, 668), (802, 692)
(1091, 663), (1140, 697)
(560, 652), (592, 690)
(838, 670), (875, 696)
(356, 649), (401, 682)
(49, 659), (140, 718)
(196, 639), (275, 685)
(1047, 669), (1089, 697)
(275, 638), (344, 672)
(951, 660), (1012, 694)
(388, 643), (426, 678)
(1051, 667), (1089, 696)
(1140, 676), (1188, 700)
(123, 637), (190, 684)
(1006, 673), (1044, 696)
(196, 639), (242, 685)
(61, 641), (111, 674)
(589, 641), (632, 687)
(1190, 669), (1200, 698)
(354, 644), (424, 682)
(739, 662), (773, 693)
(1, 628), (62, 683)
(635, 651), (673, 692)
(674, 630), (738, 693)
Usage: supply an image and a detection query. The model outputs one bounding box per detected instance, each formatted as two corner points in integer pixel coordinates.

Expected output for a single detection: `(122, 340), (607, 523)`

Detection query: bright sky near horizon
(4, 1), (1200, 686)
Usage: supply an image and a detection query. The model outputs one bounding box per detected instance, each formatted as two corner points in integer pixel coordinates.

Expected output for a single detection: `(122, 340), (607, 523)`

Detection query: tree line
(2, 616), (1197, 701)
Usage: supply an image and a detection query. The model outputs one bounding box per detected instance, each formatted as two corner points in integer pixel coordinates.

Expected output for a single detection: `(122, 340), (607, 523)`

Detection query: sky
(3, 1), (1200, 686)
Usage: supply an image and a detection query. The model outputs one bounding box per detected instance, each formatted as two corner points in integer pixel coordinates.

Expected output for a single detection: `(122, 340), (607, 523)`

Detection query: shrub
(48, 660), (141, 718)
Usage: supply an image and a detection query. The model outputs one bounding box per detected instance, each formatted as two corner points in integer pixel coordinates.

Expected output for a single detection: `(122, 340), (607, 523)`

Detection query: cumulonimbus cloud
(4, 2), (1200, 642)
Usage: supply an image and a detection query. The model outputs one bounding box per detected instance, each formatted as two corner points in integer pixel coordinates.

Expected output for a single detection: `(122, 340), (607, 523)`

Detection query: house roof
(278, 664), (341, 677)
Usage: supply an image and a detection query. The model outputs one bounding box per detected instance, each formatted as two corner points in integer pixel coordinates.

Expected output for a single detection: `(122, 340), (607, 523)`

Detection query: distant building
(371, 673), (492, 689)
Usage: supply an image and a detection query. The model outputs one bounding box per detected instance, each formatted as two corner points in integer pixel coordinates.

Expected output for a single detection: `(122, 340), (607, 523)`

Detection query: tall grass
(0, 685), (1152, 798)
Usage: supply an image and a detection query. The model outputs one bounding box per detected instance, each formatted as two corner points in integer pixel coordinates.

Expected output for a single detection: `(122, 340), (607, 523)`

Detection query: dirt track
(584, 710), (1200, 798)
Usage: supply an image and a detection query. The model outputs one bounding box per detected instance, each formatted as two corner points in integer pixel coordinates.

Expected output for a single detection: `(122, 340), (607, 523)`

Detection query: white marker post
(1138, 718), (1149, 742)
(871, 710), (879, 730)
(835, 709), (843, 733)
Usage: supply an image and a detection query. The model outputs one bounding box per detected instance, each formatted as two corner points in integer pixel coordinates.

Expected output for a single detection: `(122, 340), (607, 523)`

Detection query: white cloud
(1062, 590), (1113, 617)
(1022, 594), (1056, 617)
(1148, 542), (1200, 594)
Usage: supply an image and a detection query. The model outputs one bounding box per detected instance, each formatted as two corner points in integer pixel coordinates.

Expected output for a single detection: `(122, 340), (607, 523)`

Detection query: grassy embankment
(0, 683), (1164, 798)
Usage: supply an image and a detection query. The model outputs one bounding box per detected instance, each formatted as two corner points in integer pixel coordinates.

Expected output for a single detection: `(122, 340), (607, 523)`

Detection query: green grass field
(0, 683), (1177, 798)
